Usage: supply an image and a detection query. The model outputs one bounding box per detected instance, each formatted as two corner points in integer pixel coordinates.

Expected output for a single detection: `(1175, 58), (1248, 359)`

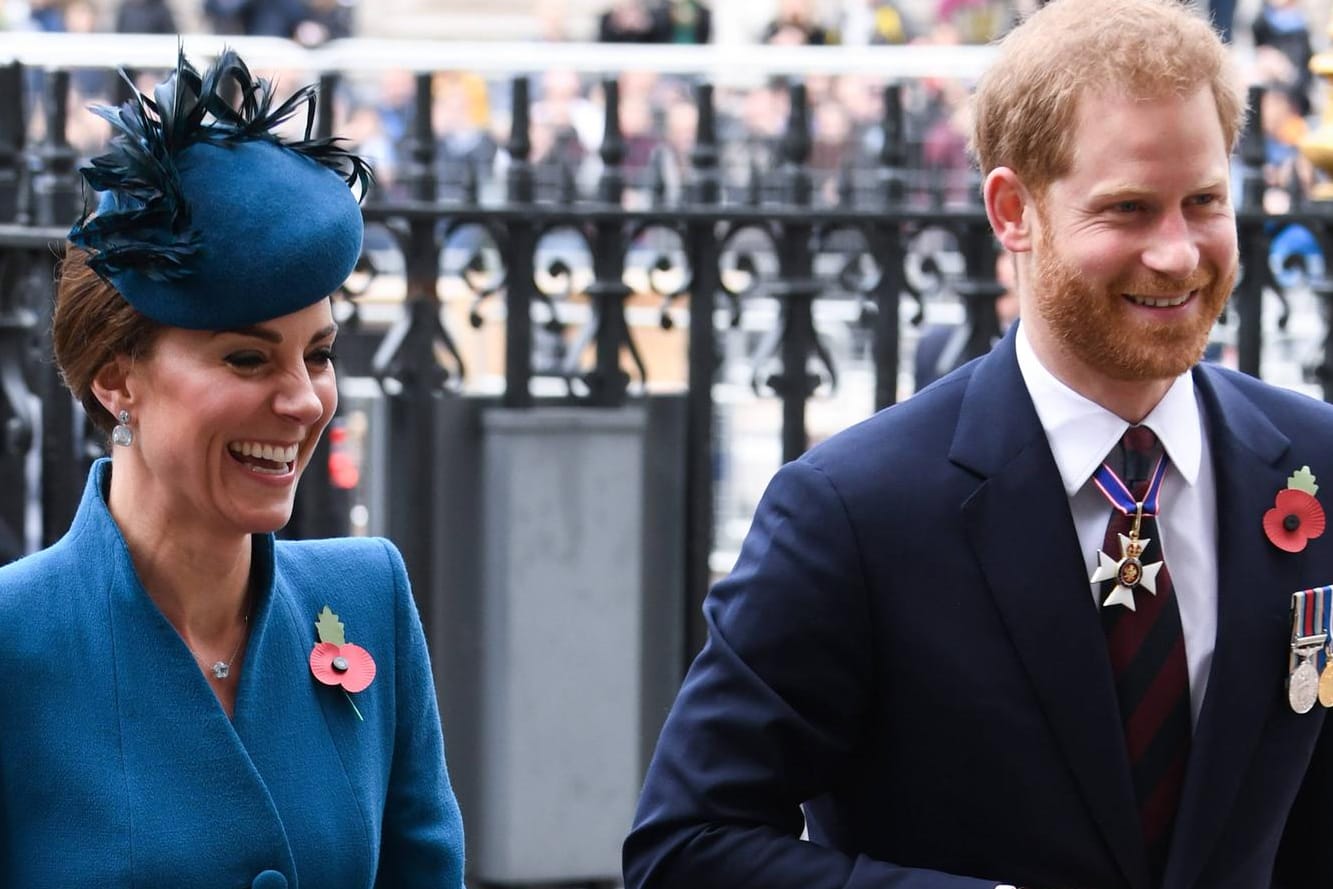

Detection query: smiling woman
(0, 49), (464, 889)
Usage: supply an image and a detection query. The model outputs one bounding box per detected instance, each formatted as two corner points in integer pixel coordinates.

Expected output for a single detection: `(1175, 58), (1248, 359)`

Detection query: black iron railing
(3, 61), (1332, 669)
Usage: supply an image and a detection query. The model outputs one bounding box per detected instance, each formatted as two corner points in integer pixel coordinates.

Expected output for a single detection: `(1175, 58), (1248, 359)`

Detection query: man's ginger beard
(1031, 212), (1236, 382)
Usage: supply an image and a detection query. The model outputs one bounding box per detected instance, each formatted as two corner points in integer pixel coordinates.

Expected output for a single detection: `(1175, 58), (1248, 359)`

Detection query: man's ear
(89, 356), (133, 419)
(983, 167), (1035, 254)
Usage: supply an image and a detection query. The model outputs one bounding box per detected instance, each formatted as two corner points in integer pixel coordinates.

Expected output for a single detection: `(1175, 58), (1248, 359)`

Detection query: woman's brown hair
(52, 246), (163, 436)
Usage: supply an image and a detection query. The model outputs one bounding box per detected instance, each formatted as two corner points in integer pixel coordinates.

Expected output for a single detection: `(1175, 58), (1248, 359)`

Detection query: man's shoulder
(1199, 363), (1333, 432)
(799, 367), (976, 488)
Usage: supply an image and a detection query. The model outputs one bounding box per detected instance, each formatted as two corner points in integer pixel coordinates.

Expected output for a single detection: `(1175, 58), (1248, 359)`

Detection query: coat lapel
(83, 461), (300, 886)
(1162, 366), (1296, 889)
(951, 333), (1149, 889)
(107, 566), (299, 888)
(231, 541), (378, 889)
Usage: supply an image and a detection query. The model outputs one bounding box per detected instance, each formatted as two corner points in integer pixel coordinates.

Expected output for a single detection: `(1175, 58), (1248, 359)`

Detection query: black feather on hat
(70, 47), (374, 330)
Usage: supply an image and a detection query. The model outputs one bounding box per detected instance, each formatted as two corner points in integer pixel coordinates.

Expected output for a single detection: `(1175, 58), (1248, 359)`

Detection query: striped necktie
(1098, 425), (1191, 882)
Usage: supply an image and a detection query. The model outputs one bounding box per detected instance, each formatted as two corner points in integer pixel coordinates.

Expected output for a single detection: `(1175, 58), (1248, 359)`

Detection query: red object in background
(326, 423), (360, 490)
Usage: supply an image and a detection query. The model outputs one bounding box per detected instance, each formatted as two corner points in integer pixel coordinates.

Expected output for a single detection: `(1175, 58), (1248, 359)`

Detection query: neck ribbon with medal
(1089, 453), (1169, 611)
(1288, 587), (1333, 714)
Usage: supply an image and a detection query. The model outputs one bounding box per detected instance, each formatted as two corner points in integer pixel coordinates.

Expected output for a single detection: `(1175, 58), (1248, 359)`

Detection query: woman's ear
(89, 356), (132, 419)
(983, 167), (1034, 254)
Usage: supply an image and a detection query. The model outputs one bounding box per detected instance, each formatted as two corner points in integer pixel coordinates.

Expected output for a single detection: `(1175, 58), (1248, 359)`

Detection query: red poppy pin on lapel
(1264, 466), (1327, 553)
(310, 606), (376, 720)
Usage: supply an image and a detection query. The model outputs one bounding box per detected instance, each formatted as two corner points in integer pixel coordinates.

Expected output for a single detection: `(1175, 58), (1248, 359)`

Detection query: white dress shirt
(1015, 325), (1218, 725)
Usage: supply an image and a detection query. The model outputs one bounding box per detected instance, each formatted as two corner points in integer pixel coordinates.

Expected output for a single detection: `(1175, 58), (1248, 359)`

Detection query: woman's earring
(111, 410), (134, 447)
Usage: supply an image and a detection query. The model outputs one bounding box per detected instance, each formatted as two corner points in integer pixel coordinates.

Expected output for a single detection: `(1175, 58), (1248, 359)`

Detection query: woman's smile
(227, 440), (301, 476)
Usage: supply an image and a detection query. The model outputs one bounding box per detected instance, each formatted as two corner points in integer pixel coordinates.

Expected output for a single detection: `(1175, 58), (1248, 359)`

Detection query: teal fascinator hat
(69, 49), (373, 331)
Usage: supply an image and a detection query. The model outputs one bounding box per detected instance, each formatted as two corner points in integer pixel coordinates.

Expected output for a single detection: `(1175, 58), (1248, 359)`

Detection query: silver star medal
(1090, 532), (1162, 611)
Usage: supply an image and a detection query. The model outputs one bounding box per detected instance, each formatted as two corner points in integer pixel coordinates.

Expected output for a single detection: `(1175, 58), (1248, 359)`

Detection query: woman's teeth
(228, 441), (298, 474)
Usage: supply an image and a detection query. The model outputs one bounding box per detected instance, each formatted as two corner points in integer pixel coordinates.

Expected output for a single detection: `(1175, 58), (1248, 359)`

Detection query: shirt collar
(1015, 323), (1202, 496)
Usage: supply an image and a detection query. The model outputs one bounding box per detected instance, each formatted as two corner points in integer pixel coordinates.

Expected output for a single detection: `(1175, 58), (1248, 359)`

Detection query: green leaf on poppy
(315, 606), (346, 645)
(1289, 466), (1320, 497)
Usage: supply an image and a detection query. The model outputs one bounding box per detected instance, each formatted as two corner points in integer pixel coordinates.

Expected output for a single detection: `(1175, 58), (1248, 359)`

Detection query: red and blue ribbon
(1091, 455), (1168, 517)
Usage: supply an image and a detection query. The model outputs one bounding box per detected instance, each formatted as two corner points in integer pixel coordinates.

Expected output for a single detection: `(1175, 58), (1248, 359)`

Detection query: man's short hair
(970, 0), (1245, 195)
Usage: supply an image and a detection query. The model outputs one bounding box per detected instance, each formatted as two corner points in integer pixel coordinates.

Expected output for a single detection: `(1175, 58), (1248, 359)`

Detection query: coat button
(251, 870), (288, 889)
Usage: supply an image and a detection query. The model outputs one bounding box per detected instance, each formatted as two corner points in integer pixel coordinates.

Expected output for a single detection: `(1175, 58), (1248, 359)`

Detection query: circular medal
(1116, 558), (1142, 588)
(1290, 661), (1319, 714)
(1320, 662), (1333, 709)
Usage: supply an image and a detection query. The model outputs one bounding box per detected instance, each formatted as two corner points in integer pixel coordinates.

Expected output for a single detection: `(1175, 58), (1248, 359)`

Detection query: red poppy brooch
(310, 606), (376, 720)
(1264, 466), (1327, 553)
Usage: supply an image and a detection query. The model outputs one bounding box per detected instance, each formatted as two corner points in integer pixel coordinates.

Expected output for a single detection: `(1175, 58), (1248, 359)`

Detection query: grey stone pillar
(471, 405), (650, 884)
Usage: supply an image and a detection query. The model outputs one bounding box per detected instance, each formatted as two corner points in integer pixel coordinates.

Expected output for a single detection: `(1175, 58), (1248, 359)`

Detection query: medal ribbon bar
(1289, 589), (1328, 673)
(1319, 586), (1333, 708)
(1289, 589), (1331, 714)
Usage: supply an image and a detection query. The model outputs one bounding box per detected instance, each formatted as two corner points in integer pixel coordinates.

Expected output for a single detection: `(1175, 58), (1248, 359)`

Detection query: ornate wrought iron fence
(3, 46), (1333, 668)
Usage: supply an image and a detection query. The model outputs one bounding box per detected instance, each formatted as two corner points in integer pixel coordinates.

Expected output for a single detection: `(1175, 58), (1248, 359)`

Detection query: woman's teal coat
(0, 460), (464, 888)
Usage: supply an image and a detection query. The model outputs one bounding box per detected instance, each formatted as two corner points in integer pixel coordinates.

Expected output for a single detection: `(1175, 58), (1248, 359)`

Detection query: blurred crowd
(338, 62), (985, 208)
(1, 0), (1329, 217)
(4, 0), (354, 44)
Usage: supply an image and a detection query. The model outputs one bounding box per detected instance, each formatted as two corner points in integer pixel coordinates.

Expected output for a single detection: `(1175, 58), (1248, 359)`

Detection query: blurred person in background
(618, 88), (660, 175)
(837, 0), (911, 44)
(1258, 84), (1324, 287)
(433, 71), (499, 195)
(348, 68), (417, 196)
(810, 99), (853, 174)
(716, 78), (789, 177)
(115, 0), (176, 33)
(831, 74), (889, 167)
(287, 0), (355, 46)
(531, 68), (601, 166)
(203, 0), (254, 34)
(252, 0), (354, 44)
(921, 82), (972, 205)
(665, 0), (710, 42)
(657, 96), (697, 197)
(599, 0), (669, 42)
(206, 0), (353, 41)
(533, 0), (573, 40)
(936, 0), (1013, 42)
(63, 0), (113, 99)
(27, 0), (68, 30)
(1209, 0), (1236, 40)
(762, 0), (831, 45)
(914, 250), (1020, 390)
(1250, 0), (1314, 116)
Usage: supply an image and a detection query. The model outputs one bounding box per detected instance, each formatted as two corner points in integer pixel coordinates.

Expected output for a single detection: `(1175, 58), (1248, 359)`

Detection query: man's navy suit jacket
(625, 327), (1333, 889)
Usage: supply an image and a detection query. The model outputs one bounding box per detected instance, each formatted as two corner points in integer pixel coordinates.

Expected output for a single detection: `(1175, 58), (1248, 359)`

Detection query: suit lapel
(952, 332), (1150, 889)
(1163, 366), (1295, 889)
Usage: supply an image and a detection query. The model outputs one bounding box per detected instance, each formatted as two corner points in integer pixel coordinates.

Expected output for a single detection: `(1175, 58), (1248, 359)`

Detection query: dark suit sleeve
(373, 540), (466, 889)
(1273, 715), (1333, 887)
(624, 460), (1002, 889)
(0, 765), (6, 872)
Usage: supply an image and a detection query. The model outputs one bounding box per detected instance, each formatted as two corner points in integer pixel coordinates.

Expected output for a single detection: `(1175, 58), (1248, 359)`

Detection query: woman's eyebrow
(210, 323), (338, 344)
(213, 325), (282, 343)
